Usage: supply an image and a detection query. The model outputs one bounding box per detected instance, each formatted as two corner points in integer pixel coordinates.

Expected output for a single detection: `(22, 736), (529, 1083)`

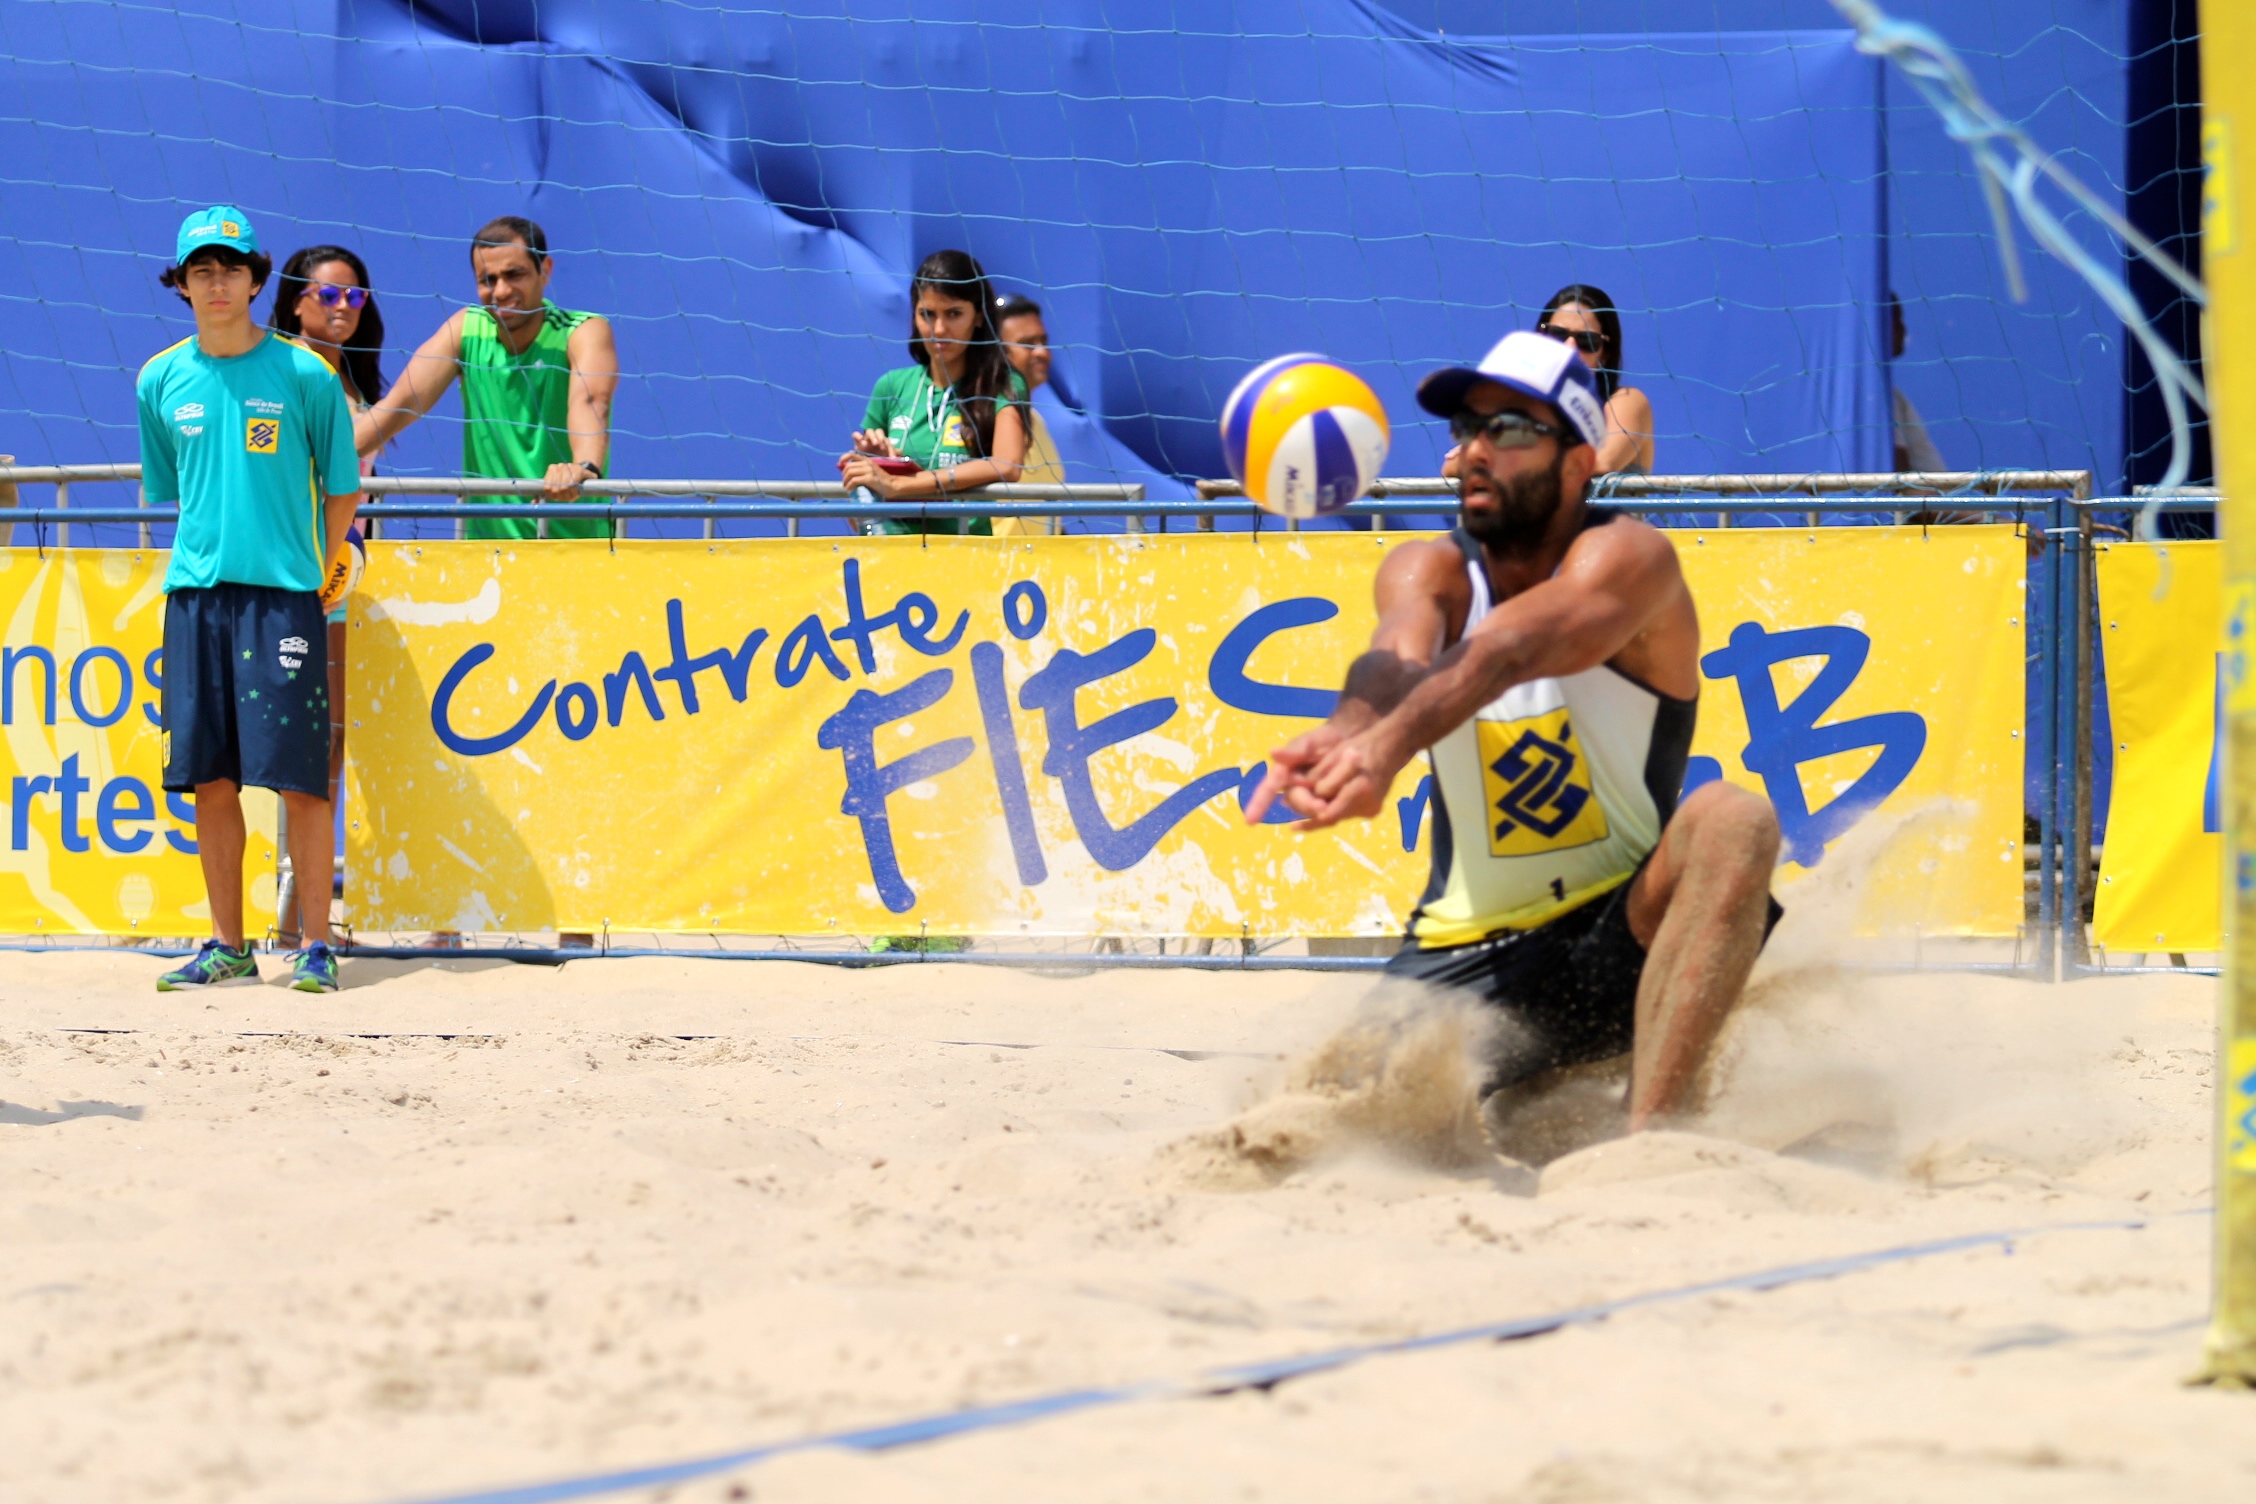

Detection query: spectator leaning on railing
(992, 292), (1063, 537)
(268, 246), (385, 853)
(839, 250), (1028, 536)
(138, 205), (363, 995)
(354, 215), (619, 539)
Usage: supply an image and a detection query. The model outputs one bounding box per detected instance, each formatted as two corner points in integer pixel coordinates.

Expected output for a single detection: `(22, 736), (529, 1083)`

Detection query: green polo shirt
(859, 365), (1028, 536)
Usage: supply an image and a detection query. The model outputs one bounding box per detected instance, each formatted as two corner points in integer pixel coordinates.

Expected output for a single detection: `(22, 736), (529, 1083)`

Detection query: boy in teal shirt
(137, 205), (363, 994)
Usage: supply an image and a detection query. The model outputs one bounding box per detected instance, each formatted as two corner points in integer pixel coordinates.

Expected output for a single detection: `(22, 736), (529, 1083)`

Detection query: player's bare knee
(1679, 782), (1779, 878)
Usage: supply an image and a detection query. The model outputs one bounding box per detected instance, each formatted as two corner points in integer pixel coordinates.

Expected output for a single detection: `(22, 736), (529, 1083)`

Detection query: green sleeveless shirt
(460, 302), (609, 540)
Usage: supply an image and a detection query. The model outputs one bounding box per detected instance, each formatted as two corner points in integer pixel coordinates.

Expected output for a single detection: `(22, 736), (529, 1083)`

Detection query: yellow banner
(2092, 541), (2223, 952)
(1675, 526), (2024, 934)
(0, 547), (278, 936)
(346, 527), (2022, 938)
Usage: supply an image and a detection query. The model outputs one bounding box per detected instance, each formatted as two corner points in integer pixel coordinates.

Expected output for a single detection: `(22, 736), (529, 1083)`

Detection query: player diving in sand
(1246, 331), (1782, 1132)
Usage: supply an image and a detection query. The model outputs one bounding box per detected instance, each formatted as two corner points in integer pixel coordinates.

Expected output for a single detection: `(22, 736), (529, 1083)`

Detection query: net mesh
(0, 0), (2192, 546)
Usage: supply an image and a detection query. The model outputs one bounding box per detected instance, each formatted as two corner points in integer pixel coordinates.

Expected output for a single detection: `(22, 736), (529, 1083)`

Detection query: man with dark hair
(1247, 330), (1782, 1132)
(355, 214), (619, 540)
(138, 205), (363, 993)
(991, 292), (1064, 536)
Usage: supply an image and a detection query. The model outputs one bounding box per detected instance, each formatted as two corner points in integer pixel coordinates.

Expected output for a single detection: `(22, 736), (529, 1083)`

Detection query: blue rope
(384, 1212), (2180, 1504)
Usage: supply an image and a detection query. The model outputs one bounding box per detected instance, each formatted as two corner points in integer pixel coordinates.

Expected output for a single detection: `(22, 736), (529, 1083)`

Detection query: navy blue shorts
(162, 584), (331, 798)
(1385, 871), (1782, 1094)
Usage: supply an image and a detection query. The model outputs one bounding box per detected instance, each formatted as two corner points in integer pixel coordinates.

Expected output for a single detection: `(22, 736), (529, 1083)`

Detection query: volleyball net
(0, 0), (2191, 534)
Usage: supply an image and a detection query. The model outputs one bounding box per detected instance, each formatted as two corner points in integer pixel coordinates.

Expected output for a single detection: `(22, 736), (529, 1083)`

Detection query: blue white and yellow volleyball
(1220, 354), (1390, 518)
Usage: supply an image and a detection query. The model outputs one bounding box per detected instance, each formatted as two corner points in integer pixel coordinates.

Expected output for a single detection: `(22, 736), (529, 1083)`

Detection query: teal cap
(174, 204), (260, 266)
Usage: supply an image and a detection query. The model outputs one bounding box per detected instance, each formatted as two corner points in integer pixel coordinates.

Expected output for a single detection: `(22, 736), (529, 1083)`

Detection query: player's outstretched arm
(356, 312), (465, 457)
(1292, 521), (1686, 829)
(1244, 540), (1460, 824)
(546, 315), (620, 500)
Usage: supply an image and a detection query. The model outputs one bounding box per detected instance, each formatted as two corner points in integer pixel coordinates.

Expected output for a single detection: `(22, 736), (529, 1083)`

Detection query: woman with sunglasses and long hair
(838, 249), (1028, 535)
(269, 246), (385, 942)
(1535, 284), (1653, 475)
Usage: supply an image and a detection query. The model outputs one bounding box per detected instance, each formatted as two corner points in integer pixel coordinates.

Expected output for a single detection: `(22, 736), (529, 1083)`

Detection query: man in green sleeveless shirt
(355, 216), (619, 539)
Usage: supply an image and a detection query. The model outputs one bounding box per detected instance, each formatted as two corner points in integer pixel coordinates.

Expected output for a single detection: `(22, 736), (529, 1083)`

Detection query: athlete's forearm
(1368, 629), (1536, 766)
(1333, 648), (1428, 730)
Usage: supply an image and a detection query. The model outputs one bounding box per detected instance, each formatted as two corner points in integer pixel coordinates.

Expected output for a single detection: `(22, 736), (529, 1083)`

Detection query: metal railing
(0, 467), (1153, 543)
(0, 463), (2168, 979)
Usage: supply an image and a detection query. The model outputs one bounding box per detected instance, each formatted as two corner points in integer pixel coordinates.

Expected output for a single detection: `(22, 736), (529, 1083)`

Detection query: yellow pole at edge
(2202, 0), (2256, 1390)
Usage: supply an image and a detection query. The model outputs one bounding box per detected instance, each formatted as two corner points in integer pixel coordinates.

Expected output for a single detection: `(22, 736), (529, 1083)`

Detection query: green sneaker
(288, 942), (341, 994)
(157, 940), (259, 991)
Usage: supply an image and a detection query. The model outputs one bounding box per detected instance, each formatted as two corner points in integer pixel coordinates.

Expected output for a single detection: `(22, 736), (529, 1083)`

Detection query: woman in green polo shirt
(838, 250), (1028, 535)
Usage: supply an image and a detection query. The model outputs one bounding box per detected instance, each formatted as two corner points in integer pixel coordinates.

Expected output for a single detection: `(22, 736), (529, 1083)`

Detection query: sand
(0, 945), (2246, 1504)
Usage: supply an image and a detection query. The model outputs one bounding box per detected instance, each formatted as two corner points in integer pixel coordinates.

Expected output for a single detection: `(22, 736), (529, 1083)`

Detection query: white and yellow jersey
(1408, 524), (1696, 949)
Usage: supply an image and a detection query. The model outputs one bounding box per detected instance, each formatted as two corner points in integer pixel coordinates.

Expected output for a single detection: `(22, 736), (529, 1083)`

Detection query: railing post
(2069, 485), (2097, 973)
(2034, 495), (2062, 979)
(55, 479), (67, 550)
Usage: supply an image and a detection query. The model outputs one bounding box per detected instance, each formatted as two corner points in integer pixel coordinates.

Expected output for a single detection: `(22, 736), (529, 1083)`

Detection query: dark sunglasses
(1449, 408), (1565, 448)
(307, 284), (370, 310)
(1538, 323), (1604, 354)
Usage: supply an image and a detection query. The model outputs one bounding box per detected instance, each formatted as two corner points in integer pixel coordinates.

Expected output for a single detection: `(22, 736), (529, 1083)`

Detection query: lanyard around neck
(924, 369), (962, 465)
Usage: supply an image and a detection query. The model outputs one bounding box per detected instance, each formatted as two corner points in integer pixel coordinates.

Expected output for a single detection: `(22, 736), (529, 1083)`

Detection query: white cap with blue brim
(1415, 329), (1607, 451)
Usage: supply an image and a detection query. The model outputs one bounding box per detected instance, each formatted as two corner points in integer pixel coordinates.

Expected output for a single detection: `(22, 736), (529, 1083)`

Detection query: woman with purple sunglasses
(271, 245), (387, 414)
(268, 245), (387, 944)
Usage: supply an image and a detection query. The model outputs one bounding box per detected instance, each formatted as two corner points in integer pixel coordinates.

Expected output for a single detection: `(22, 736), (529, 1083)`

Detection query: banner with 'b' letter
(342, 529), (2024, 939)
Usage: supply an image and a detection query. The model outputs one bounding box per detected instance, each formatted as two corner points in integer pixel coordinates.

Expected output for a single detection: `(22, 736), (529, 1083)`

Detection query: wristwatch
(579, 460), (601, 477)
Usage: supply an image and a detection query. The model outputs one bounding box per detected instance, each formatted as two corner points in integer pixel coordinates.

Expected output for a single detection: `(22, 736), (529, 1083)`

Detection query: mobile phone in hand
(871, 456), (919, 476)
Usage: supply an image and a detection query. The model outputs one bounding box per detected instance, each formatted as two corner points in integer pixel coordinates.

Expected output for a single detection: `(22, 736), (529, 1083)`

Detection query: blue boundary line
(381, 1213), (2179, 1504)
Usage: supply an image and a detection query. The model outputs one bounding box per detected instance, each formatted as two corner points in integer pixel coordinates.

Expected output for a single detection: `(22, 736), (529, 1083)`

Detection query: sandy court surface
(0, 946), (2247, 1503)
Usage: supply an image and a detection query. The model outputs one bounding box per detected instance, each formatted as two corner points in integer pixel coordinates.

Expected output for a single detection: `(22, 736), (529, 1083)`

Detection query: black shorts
(161, 584), (330, 798)
(1383, 872), (1783, 1094)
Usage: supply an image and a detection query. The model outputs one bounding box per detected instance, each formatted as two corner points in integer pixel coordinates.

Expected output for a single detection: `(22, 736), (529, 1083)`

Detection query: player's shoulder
(1568, 506), (1682, 578)
(550, 304), (603, 333)
(1378, 534), (1474, 595)
(136, 336), (197, 388)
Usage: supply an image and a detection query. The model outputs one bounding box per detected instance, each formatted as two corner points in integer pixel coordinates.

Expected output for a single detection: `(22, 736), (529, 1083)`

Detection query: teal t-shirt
(138, 331), (360, 594)
(859, 365), (1028, 536)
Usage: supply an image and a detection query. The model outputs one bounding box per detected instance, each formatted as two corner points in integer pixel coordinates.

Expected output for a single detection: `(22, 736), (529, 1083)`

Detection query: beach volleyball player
(1244, 332), (1781, 1130)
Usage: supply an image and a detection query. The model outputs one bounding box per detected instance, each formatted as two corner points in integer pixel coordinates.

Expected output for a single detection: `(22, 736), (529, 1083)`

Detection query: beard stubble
(1459, 449), (1567, 556)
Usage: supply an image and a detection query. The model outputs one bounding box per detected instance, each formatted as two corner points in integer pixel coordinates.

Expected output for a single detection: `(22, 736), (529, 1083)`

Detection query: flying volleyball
(1220, 354), (1390, 518)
